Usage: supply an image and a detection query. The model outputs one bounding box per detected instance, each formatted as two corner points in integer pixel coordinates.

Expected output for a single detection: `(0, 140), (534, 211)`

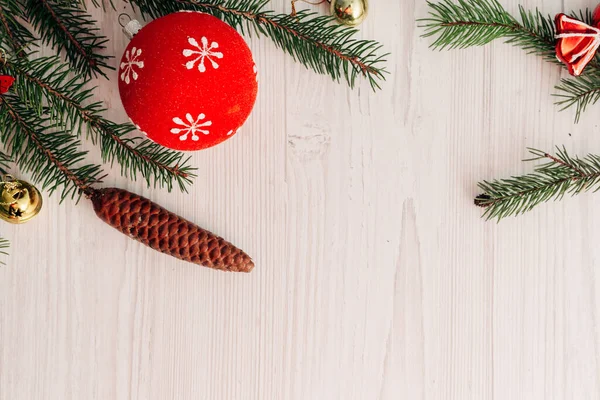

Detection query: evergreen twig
(420, 0), (600, 120)
(0, 93), (104, 201)
(475, 147), (600, 220)
(24, 0), (111, 77)
(129, 0), (388, 90)
(0, 0), (35, 57)
(2, 53), (195, 191)
(420, 0), (556, 59)
(555, 71), (600, 123)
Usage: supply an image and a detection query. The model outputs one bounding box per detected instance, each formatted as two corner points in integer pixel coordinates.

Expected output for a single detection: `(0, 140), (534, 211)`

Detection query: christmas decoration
(331, 0), (368, 26)
(119, 12), (259, 151)
(555, 8), (600, 76)
(0, 175), (42, 224)
(420, 2), (600, 221)
(91, 187), (254, 272)
(420, 0), (600, 121)
(475, 148), (600, 221)
(0, 76), (14, 94)
(0, 0), (387, 266)
(0, 91), (252, 270)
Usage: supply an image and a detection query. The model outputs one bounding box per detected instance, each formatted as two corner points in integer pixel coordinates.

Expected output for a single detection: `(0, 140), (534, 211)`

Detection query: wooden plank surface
(2, 0), (600, 398)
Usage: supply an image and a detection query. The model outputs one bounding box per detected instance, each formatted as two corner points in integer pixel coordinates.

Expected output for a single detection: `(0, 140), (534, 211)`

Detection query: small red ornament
(118, 12), (258, 151)
(0, 76), (15, 94)
(555, 6), (600, 76)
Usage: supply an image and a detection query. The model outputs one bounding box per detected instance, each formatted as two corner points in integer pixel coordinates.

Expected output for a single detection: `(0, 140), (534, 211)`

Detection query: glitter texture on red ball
(118, 11), (258, 151)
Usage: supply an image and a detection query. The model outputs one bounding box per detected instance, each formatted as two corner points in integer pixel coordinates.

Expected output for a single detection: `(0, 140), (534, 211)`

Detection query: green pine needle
(476, 147), (600, 220)
(24, 0), (112, 77)
(421, 0), (518, 49)
(420, 0), (555, 58)
(555, 71), (600, 123)
(129, 0), (388, 90)
(0, 94), (104, 202)
(0, 0), (36, 56)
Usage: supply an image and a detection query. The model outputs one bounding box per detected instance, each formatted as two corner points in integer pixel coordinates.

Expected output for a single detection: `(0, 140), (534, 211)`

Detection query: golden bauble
(0, 176), (42, 224)
(331, 0), (368, 26)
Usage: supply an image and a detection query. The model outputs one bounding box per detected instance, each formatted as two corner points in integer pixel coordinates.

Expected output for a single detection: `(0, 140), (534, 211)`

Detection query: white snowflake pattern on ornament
(120, 47), (144, 84)
(171, 113), (213, 141)
(183, 37), (223, 72)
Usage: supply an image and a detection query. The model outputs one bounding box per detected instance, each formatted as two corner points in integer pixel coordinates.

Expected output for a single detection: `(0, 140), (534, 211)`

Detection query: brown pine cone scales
(90, 187), (254, 272)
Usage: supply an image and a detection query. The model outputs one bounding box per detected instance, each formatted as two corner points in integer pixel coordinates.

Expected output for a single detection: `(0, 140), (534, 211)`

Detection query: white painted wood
(1, 0), (599, 398)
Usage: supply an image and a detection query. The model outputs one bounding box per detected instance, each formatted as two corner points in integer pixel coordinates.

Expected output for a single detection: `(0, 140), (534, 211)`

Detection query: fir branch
(94, 122), (196, 192)
(24, 0), (111, 77)
(555, 71), (600, 123)
(0, 0), (35, 57)
(420, 0), (558, 62)
(0, 93), (104, 201)
(507, 6), (556, 62)
(2, 54), (195, 192)
(129, 0), (388, 90)
(421, 1), (597, 67)
(475, 147), (600, 220)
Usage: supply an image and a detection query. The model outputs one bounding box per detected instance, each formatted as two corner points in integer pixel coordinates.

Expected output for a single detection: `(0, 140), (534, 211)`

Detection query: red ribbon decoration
(0, 75), (14, 94)
(555, 7), (600, 76)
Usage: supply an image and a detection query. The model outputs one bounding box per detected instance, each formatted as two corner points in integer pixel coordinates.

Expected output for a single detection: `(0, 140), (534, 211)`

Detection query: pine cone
(90, 187), (254, 272)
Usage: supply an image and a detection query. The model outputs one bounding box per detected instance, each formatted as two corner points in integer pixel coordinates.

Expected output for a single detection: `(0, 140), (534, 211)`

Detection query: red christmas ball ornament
(118, 12), (258, 151)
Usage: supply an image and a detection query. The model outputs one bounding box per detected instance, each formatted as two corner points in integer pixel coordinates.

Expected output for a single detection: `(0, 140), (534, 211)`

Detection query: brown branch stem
(543, 152), (586, 177)
(0, 8), (25, 58)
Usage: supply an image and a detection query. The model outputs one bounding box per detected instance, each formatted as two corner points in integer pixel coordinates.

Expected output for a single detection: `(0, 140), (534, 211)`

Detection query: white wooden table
(2, 1), (600, 399)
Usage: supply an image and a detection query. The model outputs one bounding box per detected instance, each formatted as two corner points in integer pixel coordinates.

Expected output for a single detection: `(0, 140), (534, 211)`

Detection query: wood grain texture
(1, 0), (600, 399)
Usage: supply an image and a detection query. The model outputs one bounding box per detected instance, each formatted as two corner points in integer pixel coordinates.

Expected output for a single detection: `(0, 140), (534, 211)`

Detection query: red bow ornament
(0, 75), (14, 94)
(555, 6), (600, 76)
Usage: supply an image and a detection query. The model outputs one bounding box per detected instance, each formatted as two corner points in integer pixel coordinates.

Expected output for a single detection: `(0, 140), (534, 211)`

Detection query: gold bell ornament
(291, 0), (368, 26)
(330, 0), (368, 26)
(0, 175), (42, 224)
